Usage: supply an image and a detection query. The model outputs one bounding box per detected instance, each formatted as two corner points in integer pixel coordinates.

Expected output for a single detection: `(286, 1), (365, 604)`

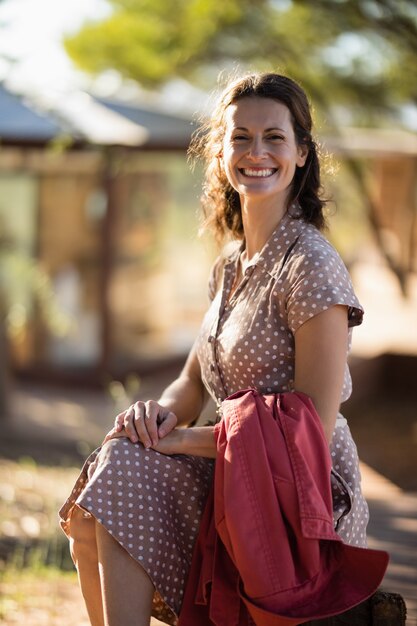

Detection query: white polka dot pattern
(196, 212), (369, 547)
(59, 213), (369, 626)
(198, 212), (363, 404)
(59, 439), (214, 625)
(330, 427), (369, 546)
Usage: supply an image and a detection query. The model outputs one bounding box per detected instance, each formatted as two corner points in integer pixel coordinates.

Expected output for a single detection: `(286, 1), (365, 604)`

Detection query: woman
(60, 72), (370, 626)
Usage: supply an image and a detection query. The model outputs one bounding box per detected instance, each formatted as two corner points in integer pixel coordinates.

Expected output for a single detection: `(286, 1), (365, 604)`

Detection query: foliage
(64, 0), (417, 295)
(0, 245), (71, 343)
(65, 0), (417, 121)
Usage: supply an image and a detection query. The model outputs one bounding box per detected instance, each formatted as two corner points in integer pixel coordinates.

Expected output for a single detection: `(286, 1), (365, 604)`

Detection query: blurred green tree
(65, 0), (417, 117)
(0, 232), (71, 418)
(65, 0), (417, 293)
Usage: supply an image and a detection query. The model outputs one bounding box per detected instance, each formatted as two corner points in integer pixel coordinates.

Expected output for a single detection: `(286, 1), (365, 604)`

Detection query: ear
(296, 143), (308, 168)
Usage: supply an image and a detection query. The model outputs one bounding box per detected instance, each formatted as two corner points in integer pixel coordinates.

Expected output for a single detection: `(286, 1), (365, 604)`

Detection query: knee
(69, 505), (97, 566)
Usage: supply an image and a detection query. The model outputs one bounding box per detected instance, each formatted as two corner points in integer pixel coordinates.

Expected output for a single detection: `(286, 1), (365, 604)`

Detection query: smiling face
(221, 96), (308, 209)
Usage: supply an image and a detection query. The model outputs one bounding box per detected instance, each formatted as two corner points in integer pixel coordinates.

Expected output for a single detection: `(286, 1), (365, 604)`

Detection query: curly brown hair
(189, 72), (328, 242)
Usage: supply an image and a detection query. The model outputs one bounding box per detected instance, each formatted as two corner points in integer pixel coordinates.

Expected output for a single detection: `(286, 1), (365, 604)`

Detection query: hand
(105, 400), (178, 448)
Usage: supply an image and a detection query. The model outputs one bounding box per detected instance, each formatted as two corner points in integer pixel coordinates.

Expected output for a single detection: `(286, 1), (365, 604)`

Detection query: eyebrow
(233, 126), (287, 133)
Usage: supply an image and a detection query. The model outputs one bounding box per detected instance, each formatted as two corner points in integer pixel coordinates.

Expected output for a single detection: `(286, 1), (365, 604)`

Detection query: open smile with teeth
(240, 168), (277, 178)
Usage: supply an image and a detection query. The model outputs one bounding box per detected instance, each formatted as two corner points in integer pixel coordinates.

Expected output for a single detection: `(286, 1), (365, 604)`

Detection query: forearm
(158, 374), (207, 427)
(180, 426), (217, 457)
(154, 426), (217, 458)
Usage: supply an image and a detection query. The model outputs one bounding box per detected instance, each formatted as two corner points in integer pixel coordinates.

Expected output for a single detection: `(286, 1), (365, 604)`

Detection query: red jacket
(179, 389), (388, 626)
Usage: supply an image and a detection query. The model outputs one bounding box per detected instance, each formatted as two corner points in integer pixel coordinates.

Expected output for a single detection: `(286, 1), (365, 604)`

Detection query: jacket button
(210, 364), (215, 372)
(208, 335), (215, 343)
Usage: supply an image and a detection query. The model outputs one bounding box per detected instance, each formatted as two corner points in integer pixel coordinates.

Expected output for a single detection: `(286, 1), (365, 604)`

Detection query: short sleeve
(207, 256), (225, 301)
(285, 239), (363, 334)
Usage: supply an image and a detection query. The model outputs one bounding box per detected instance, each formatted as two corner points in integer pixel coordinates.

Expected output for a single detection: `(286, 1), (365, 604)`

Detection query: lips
(240, 168), (277, 178)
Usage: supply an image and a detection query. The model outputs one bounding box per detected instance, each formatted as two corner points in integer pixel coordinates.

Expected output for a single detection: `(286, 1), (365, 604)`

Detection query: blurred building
(0, 84), (416, 385)
(324, 127), (417, 288)
(0, 83), (214, 384)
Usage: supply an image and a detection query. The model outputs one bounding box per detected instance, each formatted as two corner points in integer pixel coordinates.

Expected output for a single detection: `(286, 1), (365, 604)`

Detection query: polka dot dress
(59, 211), (369, 625)
(59, 441), (214, 625)
(196, 211), (369, 546)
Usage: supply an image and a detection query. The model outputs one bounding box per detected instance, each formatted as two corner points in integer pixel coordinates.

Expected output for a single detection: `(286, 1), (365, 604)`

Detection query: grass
(0, 455), (167, 625)
(0, 457), (80, 539)
(0, 457), (79, 570)
(0, 457), (89, 624)
(0, 565), (89, 626)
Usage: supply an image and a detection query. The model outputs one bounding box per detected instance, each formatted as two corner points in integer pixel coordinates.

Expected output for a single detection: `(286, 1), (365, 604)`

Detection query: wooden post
(98, 147), (121, 380)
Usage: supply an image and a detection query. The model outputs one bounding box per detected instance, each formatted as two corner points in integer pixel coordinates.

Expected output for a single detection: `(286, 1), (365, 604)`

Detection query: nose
(247, 136), (266, 160)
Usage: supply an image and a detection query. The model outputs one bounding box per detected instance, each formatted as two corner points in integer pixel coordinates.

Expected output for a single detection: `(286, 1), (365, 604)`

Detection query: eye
(266, 133), (284, 141)
(232, 134), (249, 142)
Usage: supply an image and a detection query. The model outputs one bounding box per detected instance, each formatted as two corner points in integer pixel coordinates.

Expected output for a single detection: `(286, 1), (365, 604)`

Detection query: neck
(240, 196), (288, 259)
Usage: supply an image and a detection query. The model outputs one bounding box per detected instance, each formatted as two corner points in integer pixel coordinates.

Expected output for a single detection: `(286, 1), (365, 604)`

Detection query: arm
(151, 426), (217, 458)
(107, 341), (217, 455)
(293, 305), (349, 443)
(157, 341), (209, 427)
(156, 304), (348, 456)
(152, 342), (217, 457)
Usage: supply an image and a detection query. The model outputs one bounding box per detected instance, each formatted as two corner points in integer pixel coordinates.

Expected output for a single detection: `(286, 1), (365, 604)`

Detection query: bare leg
(95, 520), (154, 626)
(69, 505), (105, 626)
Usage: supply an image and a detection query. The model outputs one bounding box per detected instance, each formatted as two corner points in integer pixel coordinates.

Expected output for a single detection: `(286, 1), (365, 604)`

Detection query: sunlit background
(0, 0), (416, 624)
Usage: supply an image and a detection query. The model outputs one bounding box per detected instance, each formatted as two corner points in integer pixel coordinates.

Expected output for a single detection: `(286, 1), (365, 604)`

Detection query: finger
(103, 427), (126, 443)
(123, 404), (141, 443)
(145, 401), (160, 447)
(132, 402), (152, 448)
(158, 412), (177, 438)
(103, 427), (117, 443)
(114, 410), (128, 432)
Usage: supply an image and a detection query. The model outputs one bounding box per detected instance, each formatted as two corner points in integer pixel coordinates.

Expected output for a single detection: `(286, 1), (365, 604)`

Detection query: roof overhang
(322, 127), (417, 157)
